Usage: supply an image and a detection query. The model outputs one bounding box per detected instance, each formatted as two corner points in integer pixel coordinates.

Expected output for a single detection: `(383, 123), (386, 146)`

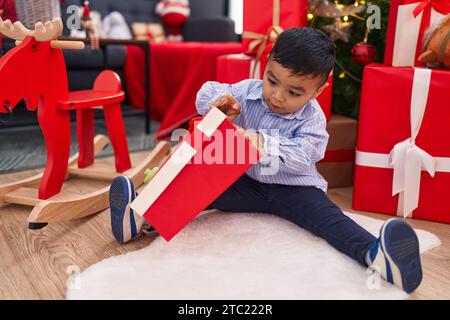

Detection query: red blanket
(124, 42), (241, 139)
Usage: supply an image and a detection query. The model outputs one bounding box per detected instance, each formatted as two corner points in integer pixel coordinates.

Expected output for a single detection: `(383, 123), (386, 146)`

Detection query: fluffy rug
(66, 211), (441, 300)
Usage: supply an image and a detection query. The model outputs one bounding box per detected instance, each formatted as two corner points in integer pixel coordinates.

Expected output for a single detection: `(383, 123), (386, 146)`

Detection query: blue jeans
(207, 174), (376, 266)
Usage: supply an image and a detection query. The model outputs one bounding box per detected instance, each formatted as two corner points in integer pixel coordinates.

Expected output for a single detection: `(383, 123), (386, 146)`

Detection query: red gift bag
(131, 108), (261, 240)
(353, 64), (450, 224)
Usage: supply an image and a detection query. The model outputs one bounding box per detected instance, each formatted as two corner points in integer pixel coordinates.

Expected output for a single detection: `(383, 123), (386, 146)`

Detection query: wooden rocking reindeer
(0, 17), (170, 228)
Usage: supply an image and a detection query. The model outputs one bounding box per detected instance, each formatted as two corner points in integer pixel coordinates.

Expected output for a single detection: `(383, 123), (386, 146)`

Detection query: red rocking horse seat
(0, 17), (132, 199)
(58, 69), (125, 112)
(59, 70), (131, 173)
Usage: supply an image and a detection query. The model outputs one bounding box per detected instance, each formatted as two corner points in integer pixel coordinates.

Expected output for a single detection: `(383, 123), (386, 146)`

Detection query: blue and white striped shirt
(195, 79), (329, 192)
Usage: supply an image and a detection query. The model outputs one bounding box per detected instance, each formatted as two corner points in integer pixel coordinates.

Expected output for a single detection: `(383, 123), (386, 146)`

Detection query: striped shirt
(195, 79), (329, 192)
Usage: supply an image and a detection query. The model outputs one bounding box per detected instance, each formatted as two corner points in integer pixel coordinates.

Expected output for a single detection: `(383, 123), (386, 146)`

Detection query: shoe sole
(109, 176), (136, 244)
(380, 219), (422, 293)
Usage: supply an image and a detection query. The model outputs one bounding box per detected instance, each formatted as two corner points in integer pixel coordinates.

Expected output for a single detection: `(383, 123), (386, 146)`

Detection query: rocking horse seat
(58, 90), (125, 110)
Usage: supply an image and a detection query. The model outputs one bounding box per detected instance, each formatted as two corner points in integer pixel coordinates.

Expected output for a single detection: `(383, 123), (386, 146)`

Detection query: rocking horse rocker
(0, 17), (170, 229)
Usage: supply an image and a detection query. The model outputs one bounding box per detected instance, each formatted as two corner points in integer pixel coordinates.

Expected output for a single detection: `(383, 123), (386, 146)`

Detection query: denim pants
(207, 174), (376, 266)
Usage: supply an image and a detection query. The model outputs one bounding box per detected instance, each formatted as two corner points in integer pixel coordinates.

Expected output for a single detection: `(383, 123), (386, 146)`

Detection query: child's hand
(233, 124), (265, 156)
(210, 95), (241, 122)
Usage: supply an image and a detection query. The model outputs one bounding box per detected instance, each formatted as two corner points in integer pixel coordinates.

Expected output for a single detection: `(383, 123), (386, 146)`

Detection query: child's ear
(312, 82), (329, 99)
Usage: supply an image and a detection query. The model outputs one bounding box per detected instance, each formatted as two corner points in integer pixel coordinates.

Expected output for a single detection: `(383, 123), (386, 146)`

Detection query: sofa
(0, 0), (238, 127)
(60, 0), (238, 91)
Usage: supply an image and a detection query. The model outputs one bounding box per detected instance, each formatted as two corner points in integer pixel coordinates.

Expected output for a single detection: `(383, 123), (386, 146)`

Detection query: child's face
(262, 59), (329, 115)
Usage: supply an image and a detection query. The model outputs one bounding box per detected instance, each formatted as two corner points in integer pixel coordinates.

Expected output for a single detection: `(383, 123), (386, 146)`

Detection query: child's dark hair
(270, 27), (336, 85)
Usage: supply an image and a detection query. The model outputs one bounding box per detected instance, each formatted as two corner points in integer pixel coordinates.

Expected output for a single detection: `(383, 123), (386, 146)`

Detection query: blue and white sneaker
(367, 218), (422, 293)
(109, 176), (146, 244)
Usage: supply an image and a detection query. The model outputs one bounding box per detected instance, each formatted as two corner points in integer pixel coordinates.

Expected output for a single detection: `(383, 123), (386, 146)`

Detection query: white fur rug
(66, 211), (441, 300)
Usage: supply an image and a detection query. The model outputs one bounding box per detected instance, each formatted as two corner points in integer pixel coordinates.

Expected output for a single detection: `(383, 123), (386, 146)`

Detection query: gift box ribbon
(411, 0), (450, 17)
(250, 58), (262, 79)
(407, 0), (450, 66)
(355, 68), (450, 218)
(242, 0), (284, 77)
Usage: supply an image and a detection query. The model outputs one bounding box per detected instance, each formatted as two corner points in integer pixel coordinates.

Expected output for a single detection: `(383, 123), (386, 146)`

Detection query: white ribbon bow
(388, 68), (436, 218)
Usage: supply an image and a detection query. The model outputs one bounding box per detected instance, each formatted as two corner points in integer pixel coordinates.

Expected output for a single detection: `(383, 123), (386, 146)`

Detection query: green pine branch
(309, 0), (390, 119)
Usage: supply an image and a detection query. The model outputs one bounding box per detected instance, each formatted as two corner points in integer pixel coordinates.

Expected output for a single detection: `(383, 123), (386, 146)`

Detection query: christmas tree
(309, 0), (390, 118)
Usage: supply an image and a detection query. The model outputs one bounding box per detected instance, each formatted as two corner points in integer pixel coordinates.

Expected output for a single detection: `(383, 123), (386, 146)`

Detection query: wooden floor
(0, 151), (449, 300)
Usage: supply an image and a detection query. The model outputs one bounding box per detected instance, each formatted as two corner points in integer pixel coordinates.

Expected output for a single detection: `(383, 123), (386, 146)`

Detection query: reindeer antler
(0, 17), (85, 50)
(34, 18), (64, 41)
(0, 17), (63, 41)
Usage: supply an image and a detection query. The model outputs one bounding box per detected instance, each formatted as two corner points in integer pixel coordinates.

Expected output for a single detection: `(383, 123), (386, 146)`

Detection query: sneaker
(367, 218), (422, 293)
(109, 176), (145, 244)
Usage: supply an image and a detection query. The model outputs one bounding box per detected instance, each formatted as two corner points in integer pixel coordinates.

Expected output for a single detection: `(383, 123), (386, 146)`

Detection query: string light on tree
(309, 0), (365, 43)
(322, 17), (353, 42)
(309, 0), (364, 18)
(307, 0), (389, 117)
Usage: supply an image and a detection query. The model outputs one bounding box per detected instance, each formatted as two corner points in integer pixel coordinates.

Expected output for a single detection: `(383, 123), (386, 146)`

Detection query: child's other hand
(144, 167), (159, 184)
(210, 95), (241, 121)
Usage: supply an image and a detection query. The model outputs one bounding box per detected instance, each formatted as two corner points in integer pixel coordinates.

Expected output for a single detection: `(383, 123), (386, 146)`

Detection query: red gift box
(216, 53), (333, 120)
(131, 108), (261, 240)
(317, 114), (357, 187)
(216, 53), (269, 82)
(242, 0), (308, 55)
(318, 73), (333, 121)
(353, 64), (450, 224)
(384, 0), (450, 67)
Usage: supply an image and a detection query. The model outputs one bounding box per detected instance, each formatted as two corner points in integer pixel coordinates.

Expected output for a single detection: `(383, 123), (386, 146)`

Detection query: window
(228, 0), (243, 34)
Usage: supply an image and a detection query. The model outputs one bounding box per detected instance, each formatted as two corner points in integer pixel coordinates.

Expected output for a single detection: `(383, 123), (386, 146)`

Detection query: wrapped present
(353, 64), (450, 224)
(317, 114), (357, 188)
(384, 0), (450, 67)
(216, 53), (333, 120)
(216, 53), (269, 82)
(148, 23), (166, 43)
(130, 108), (261, 240)
(317, 73), (333, 120)
(242, 0), (308, 56)
(132, 22), (166, 42)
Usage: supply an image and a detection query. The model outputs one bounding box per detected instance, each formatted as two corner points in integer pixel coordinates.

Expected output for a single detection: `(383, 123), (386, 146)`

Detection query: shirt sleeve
(195, 80), (251, 116)
(257, 115), (329, 173)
